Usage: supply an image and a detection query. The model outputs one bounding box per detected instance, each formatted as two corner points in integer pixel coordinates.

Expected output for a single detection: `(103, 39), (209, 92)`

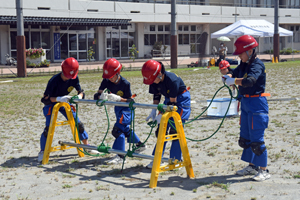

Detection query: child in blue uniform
(39, 57), (96, 162)
(222, 35), (270, 181)
(94, 58), (146, 164)
(219, 60), (237, 97)
(141, 60), (191, 168)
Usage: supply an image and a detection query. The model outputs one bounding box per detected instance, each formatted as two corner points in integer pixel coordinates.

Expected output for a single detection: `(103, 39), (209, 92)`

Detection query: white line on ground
(0, 80), (13, 83)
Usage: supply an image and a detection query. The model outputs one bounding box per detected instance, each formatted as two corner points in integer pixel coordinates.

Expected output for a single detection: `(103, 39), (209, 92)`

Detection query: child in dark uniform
(39, 57), (96, 162)
(222, 35), (270, 181)
(219, 60), (233, 75)
(141, 60), (191, 169)
(219, 60), (237, 96)
(94, 58), (146, 164)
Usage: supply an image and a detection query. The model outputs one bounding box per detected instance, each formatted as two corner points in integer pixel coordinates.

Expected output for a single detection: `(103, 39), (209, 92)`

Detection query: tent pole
(292, 36), (294, 61)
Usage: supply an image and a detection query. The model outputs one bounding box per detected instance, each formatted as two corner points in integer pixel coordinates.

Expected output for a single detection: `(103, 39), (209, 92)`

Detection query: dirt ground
(0, 62), (300, 200)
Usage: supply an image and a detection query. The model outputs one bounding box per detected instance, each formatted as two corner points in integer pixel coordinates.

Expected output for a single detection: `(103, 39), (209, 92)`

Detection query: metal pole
(59, 141), (172, 163)
(16, 0), (27, 77)
(16, 0), (24, 36)
(273, 0), (280, 62)
(72, 99), (177, 110)
(170, 0), (177, 68)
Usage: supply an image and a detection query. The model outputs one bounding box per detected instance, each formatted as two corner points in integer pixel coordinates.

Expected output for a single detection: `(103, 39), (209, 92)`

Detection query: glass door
(106, 31), (135, 59)
(112, 31), (120, 57)
(69, 33), (78, 59)
(121, 32), (129, 57)
(68, 32), (90, 61)
(78, 34), (87, 60)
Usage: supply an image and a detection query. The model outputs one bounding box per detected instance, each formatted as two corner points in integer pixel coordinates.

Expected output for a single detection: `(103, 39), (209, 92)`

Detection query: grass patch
(62, 184), (72, 189)
(206, 181), (230, 191)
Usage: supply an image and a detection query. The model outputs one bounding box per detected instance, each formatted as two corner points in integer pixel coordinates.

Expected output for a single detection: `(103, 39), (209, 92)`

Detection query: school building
(0, 0), (299, 64)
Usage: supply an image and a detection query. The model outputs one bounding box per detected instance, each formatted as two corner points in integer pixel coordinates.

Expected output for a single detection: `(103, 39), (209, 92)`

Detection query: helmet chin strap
(115, 74), (120, 83)
(245, 48), (255, 63)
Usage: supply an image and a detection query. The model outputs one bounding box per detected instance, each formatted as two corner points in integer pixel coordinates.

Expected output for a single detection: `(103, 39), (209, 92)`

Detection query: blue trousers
(152, 120), (186, 161)
(240, 96), (269, 167)
(152, 91), (191, 160)
(40, 103), (88, 151)
(112, 109), (141, 151)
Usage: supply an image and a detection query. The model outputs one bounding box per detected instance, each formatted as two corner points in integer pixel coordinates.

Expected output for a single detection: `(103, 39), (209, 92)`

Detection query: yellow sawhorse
(42, 102), (85, 165)
(149, 108), (195, 188)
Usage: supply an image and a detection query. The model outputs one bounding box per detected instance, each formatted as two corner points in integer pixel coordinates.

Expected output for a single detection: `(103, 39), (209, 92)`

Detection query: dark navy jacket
(149, 71), (186, 98)
(44, 72), (81, 97)
(231, 58), (266, 95)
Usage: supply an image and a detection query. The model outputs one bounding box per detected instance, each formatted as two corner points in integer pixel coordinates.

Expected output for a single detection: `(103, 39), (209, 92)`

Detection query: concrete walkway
(1, 54), (299, 76)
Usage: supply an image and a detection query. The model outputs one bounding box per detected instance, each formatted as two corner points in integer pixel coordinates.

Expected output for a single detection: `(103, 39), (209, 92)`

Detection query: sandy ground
(0, 63), (300, 200)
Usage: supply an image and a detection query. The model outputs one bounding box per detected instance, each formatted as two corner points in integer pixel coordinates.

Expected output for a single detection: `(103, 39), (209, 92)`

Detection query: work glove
(100, 92), (108, 100)
(225, 78), (236, 86)
(155, 114), (162, 124)
(72, 95), (82, 100)
(222, 75), (231, 84)
(56, 95), (72, 103)
(75, 95), (82, 99)
(146, 109), (156, 121)
(107, 93), (121, 102)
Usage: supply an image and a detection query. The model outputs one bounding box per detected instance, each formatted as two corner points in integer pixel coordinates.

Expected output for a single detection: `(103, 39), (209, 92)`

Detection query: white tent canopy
(211, 20), (293, 38)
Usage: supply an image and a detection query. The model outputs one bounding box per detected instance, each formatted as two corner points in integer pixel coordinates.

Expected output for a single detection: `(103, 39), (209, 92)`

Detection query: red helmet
(219, 60), (230, 70)
(102, 58), (122, 79)
(141, 60), (162, 85)
(233, 35), (258, 55)
(61, 57), (79, 79)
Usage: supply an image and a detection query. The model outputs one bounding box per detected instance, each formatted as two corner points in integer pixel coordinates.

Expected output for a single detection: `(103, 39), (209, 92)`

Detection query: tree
(129, 44), (138, 62)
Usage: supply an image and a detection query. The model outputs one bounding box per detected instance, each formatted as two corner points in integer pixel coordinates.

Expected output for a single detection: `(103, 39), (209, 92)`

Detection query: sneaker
(236, 165), (258, 176)
(105, 155), (127, 165)
(146, 161), (164, 169)
(135, 142), (147, 153)
(252, 169), (271, 181)
(38, 151), (44, 162)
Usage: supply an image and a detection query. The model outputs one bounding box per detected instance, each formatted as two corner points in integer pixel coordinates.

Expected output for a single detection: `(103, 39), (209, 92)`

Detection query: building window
(190, 34), (201, 54)
(149, 34), (156, 45)
(183, 34), (189, 44)
(191, 25), (196, 31)
(164, 34), (170, 45)
(165, 25), (170, 31)
(145, 34), (157, 45)
(179, 34), (189, 44)
(121, 25), (127, 30)
(158, 25), (163, 31)
(10, 25), (50, 59)
(150, 25), (156, 31)
(144, 34), (149, 45)
(184, 25), (189, 31)
(190, 34), (195, 43)
(157, 34), (164, 43)
(179, 34), (183, 44)
(144, 33), (170, 46)
(178, 25), (182, 31)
